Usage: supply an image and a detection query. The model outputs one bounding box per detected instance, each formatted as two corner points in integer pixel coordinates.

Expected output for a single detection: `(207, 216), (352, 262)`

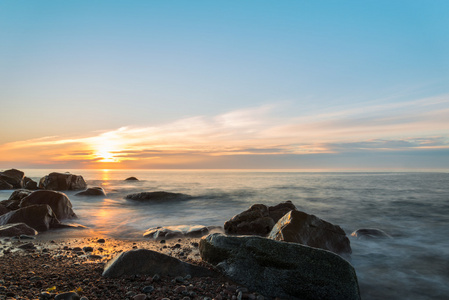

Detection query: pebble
(18, 242), (36, 250)
(133, 294), (147, 300)
(83, 246), (94, 252)
(54, 292), (80, 300)
(96, 239), (105, 243)
(142, 285), (154, 293)
(152, 274), (161, 282)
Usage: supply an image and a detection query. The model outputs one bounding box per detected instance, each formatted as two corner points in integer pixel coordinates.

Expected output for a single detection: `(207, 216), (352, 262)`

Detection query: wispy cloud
(1, 95), (448, 168)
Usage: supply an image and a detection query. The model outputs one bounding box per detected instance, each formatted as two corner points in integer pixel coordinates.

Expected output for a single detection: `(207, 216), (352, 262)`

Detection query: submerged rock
(0, 169), (25, 189)
(125, 177), (139, 181)
(38, 172), (87, 191)
(268, 210), (352, 257)
(125, 191), (192, 201)
(0, 223), (38, 237)
(0, 204), (60, 232)
(351, 228), (392, 239)
(75, 187), (106, 196)
(200, 233), (360, 300)
(224, 201), (297, 236)
(143, 225), (222, 239)
(20, 190), (77, 220)
(103, 249), (215, 278)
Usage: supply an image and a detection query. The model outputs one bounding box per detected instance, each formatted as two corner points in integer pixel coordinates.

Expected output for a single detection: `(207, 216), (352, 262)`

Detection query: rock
(97, 238), (105, 243)
(17, 242), (36, 250)
(200, 233), (360, 300)
(0, 169), (25, 189)
(143, 225), (221, 239)
(20, 190), (77, 220)
(23, 177), (38, 190)
(134, 295), (147, 300)
(224, 201), (297, 236)
(0, 223), (38, 237)
(0, 204), (10, 216)
(125, 191), (192, 202)
(125, 177), (139, 181)
(142, 285), (154, 293)
(0, 204), (60, 232)
(54, 292), (80, 300)
(0, 179), (13, 190)
(38, 172), (87, 191)
(83, 246), (94, 252)
(268, 210), (352, 257)
(0, 199), (21, 210)
(351, 228), (392, 239)
(75, 187), (106, 196)
(102, 249), (216, 278)
(8, 189), (33, 201)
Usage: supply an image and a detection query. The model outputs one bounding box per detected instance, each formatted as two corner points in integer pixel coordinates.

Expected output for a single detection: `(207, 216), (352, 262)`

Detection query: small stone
(175, 276), (184, 283)
(152, 274), (161, 282)
(83, 246), (94, 252)
(54, 292), (80, 300)
(18, 242), (36, 250)
(97, 238), (105, 243)
(80, 297), (89, 300)
(160, 239), (166, 244)
(142, 285), (154, 293)
(133, 294), (147, 300)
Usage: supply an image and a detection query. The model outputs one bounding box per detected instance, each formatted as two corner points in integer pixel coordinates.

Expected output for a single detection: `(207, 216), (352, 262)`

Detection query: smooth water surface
(1, 170), (448, 299)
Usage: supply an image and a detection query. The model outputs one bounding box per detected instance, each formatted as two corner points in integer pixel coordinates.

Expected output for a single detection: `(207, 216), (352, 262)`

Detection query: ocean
(1, 169), (448, 299)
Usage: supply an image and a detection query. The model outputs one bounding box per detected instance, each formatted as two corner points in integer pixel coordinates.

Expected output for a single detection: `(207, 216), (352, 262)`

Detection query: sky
(0, 0), (448, 170)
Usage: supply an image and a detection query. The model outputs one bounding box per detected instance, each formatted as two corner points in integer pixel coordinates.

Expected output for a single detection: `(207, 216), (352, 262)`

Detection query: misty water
(1, 170), (448, 299)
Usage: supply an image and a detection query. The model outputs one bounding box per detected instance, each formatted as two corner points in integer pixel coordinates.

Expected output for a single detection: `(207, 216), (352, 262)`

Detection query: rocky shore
(0, 237), (254, 300)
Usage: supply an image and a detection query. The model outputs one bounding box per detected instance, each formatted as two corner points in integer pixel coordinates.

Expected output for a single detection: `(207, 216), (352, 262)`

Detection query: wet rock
(75, 187), (106, 196)
(0, 223), (38, 237)
(125, 191), (192, 202)
(0, 204), (60, 232)
(20, 190), (77, 220)
(143, 225), (221, 239)
(268, 210), (352, 257)
(97, 238), (105, 243)
(0, 169), (25, 189)
(351, 228), (392, 239)
(23, 177), (38, 190)
(200, 233), (360, 300)
(224, 201), (297, 236)
(83, 246), (94, 252)
(0, 204), (10, 216)
(0, 199), (21, 210)
(125, 177), (139, 181)
(54, 292), (80, 300)
(8, 189), (33, 201)
(38, 172), (87, 191)
(0, 179), (13, 190)
(102, 249), (216, 278)
(17, 242), (36, 250)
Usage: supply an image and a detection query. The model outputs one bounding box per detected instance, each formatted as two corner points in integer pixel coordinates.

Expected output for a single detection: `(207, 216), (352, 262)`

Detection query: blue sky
(0, 1), (448, 169)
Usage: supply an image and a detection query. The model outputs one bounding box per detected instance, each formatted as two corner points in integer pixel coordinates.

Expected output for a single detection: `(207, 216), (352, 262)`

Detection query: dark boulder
(8, 189), (33, 201)
(268, 210), (352, 257)
(200, 233), (360, 300)
(20, 190), (76, 220)
(0, 223), (38, 237)
(0, 169), (25, 189)
(351, 228), (392, 239)
(38, 172), (87, 191)
(0, 179), (13, 190)
(0, 199), (21, 210)
(75, 187), (106, 196)
(143, 225), (222, 239)
(23, 177), (38, 190)
(125, 191), (192, 201)
(125, 177), (139, 181)
(0, 204), (60, 232)
(0, 204), (10, 216)
(224, 201), (297, 236)
(103, 249), (215, 278)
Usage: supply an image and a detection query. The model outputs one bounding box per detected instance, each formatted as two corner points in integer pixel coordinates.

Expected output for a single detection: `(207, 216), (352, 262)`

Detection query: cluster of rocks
(0, 169), (38, 190)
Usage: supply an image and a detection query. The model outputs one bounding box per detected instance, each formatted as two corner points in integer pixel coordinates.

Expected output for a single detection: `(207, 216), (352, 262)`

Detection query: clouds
(1, 95), (448, 169)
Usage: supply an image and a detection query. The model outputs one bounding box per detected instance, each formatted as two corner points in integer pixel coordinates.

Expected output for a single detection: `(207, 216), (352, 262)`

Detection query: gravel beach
(0, 237), (263, 300)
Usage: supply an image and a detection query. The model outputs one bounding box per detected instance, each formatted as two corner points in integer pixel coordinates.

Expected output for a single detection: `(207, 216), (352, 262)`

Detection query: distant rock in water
(143, 225), (223, 239)
(38, 172), (87, 191)
(125, 177), (139, 181)
(125, 191), (192, 201)
(199, 233), (361, 300)
(351, 228), (392, 239)
(75, 187), (106, 196)
(224, 201), (297, 236)
(268, 210), (352, 257)
(0, 169), (25, 189)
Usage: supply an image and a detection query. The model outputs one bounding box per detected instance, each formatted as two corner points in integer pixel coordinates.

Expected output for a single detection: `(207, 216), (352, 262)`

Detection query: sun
(96, 149), (119, 162)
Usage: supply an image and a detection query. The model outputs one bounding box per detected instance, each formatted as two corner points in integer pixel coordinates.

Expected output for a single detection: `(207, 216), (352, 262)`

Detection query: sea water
(1, 170), (448, 299)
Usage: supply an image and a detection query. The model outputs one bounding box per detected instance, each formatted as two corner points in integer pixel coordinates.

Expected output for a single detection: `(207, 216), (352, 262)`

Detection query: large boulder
(75, 187), (106, 196)
(23, 177), (38, 190)
(125, 191), (192, 202)
(38, 172), (87, 191)
(0, 169), (25, 189)
(0, 204), (60, 232)
(200, 233), (360, 300)
(224, 201), (297, 236)
(351, 228), (392, 239)
(20, 190), (77, 220)
(143, 225), (222, 239)
(0, 199), (21, 210)
(103, 249), (215, 278)
(0, 204), (10, 216)
(268, 210), (352, 257)
(0, 179), (13, 190)
(0, 223), (38, 237)
(8, 189), (33, 201)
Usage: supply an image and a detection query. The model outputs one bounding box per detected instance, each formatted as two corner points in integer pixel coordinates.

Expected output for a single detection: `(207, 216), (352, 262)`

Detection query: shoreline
(0, 235), (258, 300)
